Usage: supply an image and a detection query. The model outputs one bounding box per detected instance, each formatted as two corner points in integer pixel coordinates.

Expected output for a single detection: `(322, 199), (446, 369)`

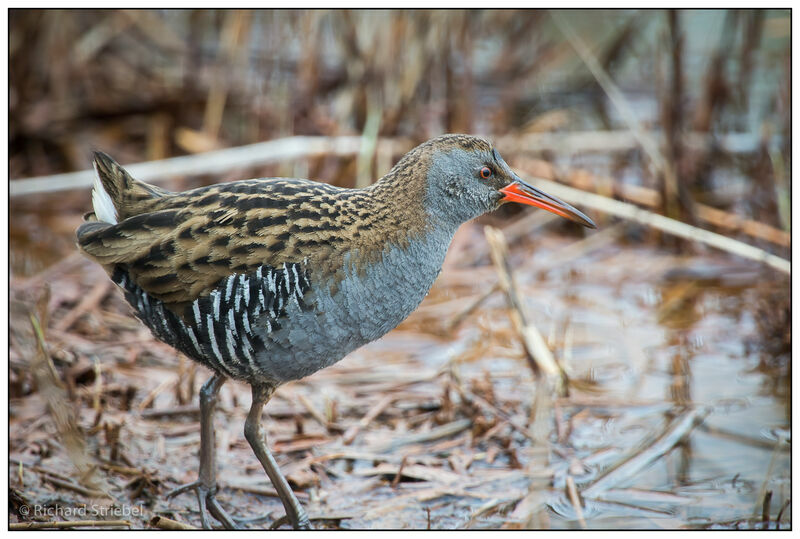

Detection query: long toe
(268, 514), (312, 530)
(206, 495), (240, 530)
(167, 481), (238, 530)
(268, 509), (311, 530)
(196, 488), (212, 529)
(166, 479), (203, 499)
(295, 510), (311, 530)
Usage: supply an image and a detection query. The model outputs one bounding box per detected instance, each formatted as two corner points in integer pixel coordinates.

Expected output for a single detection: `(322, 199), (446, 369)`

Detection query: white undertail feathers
(91, 160), (118, 224)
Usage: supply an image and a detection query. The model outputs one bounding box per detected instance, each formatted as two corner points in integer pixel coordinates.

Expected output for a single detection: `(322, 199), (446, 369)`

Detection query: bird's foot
(166, 480), (239, 530)
(269, 511), (311, 530)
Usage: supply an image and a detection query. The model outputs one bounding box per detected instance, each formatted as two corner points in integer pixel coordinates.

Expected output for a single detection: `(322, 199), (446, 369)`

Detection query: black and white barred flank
(111, 262), (312, 380)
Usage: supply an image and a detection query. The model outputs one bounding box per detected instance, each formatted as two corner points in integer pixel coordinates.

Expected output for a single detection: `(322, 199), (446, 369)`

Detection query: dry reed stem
(521, 176), (790, 274)
(356, 95), (383, 189)
(27, 292), (108, 496)
(372, 419), (472, 454)
(390, 455), (410, 488)
(41, 476), (106, 498)
(14, 130), (780, 198)
(497, 130), (778, 156)
(222, 482), (310, 500)
(550, 11), (671, 179)
(294, 392), (343, 433)
(139, 404), (200, 419)
(53, 279), (112, 332)
(444, 283), (499, 333)
(118, 10), (187, 53)
(463, 497), (519, 528)
(10, 520), (132, 530)
(148, 516), (198, 530)
(565, 475), (587, 529)
(582, 407), (710, 499)
(9, 136), (414, 196)
(453, 385), (539, 443)
(506, 487), (548, 529)
(354, 462), (462, 485)
(534, 161), (790, 248)
(342, 394), (395, 445)
(698, 423), (790, 453)
(751, 433), (787, 522)
(520, 158), (792, 247)
(761, 490), (773, 527)
(10, 458), (74, 483)
(10, 252), (86, 289)
(775, 499), (791, 529)
(136, 376), (176, 412)
(694, 204), (790, 248)
(201, 11), (249, 141)
(484, 225), (566, 394)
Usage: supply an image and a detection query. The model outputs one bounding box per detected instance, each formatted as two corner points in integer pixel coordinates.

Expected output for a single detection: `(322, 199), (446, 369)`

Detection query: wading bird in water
(77, 134), (595, 529)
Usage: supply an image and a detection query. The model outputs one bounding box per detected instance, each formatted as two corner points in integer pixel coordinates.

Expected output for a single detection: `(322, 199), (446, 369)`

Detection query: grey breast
(253, 226), (455, 384)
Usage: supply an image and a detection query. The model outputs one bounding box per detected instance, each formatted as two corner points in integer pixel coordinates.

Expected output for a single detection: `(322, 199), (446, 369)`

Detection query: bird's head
(410, 134), (596, 229)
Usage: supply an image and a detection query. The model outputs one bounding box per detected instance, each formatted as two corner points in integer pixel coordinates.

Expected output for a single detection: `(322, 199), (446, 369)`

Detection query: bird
(76, 134), (595, 529)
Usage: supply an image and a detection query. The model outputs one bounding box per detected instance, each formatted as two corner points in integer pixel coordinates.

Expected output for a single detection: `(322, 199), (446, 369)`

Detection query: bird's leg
(166, 373), (238, 529)
(244, 384), (311, 530)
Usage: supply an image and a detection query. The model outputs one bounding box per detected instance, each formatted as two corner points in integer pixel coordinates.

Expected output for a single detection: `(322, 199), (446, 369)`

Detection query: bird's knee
(199, 385), (216, 407)
(243, 416), (261, 445)
(199, 375), (225, 407)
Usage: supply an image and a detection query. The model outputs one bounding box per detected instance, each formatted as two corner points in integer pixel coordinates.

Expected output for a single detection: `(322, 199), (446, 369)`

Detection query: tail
(87, 152), (170, 224)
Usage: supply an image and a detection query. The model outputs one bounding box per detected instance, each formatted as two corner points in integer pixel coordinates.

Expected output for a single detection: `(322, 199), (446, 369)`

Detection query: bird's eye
(480, 166), (493, 179)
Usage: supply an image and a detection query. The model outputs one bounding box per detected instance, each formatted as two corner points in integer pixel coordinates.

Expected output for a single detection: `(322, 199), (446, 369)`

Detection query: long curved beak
(500, 175), (596, 228)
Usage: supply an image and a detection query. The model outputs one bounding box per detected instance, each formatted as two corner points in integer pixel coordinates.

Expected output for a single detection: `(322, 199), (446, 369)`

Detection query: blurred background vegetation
(8, 11), (788, 170)
(9, 9), (791, 273)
